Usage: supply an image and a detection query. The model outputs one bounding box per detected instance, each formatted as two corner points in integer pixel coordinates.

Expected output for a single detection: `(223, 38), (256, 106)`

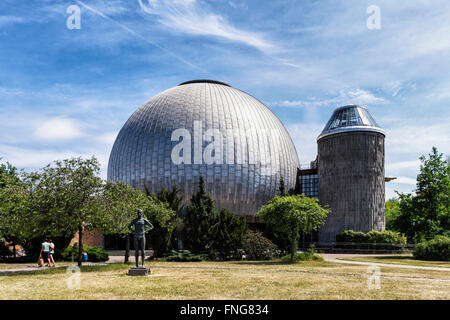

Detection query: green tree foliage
(413, 236), (450, 261)
(385, 198), (401, 231)
(98, 180), (172, 262)
(210, 208), (247, 260)
(150, 185), (183, 257)
(0, 161), (31, 255)
(257, 195), (329, 262)
(183, 176), (217, 253)
(394, 147), (449, 242)
(279, 176), (287, 196)
(24, 157), (103, 266)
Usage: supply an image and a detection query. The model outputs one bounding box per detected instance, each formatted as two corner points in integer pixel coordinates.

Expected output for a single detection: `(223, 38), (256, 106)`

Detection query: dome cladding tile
(108, 81), (300, 215)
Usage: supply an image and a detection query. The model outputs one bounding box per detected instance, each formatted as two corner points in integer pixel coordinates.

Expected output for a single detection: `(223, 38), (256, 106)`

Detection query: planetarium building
(108, 80), (299, 215)
(108, 80), (387, 246)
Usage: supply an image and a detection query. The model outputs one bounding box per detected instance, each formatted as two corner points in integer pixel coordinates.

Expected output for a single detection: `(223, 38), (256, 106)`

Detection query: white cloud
(34, 117), (84, 142)
(271, 88), (385, 108)
(138, 0), (272, 51)
(385, 122), (450, 156)
(0, 86), (22, 95)
(95, 132), (118, 147)
(286, 122), (323, 166)
(393, 176), (417, 185)
(0, 15), (24, 27)
(0, 144), (89, 169)
(387, 160), (420, 170)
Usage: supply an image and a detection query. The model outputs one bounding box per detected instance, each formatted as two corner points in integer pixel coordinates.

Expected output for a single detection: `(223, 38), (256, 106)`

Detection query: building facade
(104, 81), (387, 249)
(316, 105), (386, 245)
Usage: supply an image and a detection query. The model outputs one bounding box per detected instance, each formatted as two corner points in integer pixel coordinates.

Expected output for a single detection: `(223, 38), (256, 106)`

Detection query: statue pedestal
(127, 267), (151, 276)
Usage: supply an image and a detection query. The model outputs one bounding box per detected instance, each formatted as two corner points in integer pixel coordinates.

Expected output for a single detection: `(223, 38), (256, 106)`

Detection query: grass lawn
(0, 261), (88, 270)
(1, 260), (449, 300)
(337, 254), (450, 268)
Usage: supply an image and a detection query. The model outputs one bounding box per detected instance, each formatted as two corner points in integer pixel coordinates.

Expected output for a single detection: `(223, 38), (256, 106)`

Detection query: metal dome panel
(107, 80), (300, 215)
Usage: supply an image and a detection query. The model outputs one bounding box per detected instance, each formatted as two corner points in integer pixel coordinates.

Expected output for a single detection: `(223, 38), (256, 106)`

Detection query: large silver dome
(107, 80), (299, 215)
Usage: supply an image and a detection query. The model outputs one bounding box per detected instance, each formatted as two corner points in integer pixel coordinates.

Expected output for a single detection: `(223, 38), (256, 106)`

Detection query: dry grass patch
(0, 261), (449, 300)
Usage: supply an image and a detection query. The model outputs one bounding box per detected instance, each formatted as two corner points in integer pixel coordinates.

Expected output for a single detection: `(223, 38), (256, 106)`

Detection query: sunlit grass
(1, 260), (449, 300)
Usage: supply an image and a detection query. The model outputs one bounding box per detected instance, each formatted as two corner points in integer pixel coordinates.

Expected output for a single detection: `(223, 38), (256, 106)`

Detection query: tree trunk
(124, 235), (130, 263)
(290, 229), (298, 263)
(78, 225), (83, 267)
(290, 236), (296, 262)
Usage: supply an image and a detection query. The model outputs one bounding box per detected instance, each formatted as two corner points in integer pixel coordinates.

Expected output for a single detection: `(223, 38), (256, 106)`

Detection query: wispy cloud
(270, 88), (386, 108)
(394, 176), (417, 185)
(0, 86), (22, 96)
(77, 0), (206, 73)
(138, 0), (272, 51)
(0, 15), (24, 26)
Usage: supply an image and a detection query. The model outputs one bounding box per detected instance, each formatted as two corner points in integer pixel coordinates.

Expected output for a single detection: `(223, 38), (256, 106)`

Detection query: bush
(242, 230), (281, 260)
(61, 244), (109, 262)
(280, 252), (324, 263)
(165, 250), (206, 262)
(335, 230), (407, 250)
(0, 241), (12, 258)
(413, 236), (450, 261)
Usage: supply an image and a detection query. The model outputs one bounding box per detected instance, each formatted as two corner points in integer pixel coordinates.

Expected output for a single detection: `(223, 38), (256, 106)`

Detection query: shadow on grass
(230, 260), (332, 267)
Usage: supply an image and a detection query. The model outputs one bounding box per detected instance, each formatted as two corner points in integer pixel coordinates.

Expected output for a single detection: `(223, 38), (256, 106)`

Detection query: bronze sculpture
(128, 209), (154, 268)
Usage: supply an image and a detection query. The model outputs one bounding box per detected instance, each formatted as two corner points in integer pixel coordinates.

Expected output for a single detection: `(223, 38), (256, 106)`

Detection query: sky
(0, 0), (449, 199)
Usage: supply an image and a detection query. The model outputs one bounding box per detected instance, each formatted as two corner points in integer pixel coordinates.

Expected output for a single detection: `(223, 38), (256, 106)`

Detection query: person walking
(49, 239), (56, 267)
(39, 238), (51, 267)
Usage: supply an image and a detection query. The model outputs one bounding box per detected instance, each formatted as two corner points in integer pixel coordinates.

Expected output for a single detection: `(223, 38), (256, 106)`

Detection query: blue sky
(0, 0), (449, 199)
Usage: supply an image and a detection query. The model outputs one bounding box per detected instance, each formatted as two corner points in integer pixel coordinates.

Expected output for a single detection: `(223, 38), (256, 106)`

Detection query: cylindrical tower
(317, 105), (385, 245)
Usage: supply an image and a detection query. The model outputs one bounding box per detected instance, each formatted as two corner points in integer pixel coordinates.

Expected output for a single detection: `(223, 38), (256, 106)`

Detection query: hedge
(61, 244), (109, 262)
(165, 250), (207, 262)
(335, 230), (407, 250)
(413, 236), (450, 261)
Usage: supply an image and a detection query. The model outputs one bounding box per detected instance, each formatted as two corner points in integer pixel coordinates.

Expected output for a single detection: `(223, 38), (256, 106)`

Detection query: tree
(27, 157), (103, 266)
(183, 176), (217, 253)
(394, 147), (450, 241)
(210, 208), (247, 260)
(98, 181), (150, 262)
(385, 198), (401, 231)
(279, 176), (287, 196)
(0, 161), (31, 256)
(257, 195), (329, 262)
(148, 185), (183, 257)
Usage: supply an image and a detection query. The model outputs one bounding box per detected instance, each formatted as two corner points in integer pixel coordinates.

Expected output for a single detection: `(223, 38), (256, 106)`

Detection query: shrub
(0, 241), (12, 258)
(242, 230), (281, 260)
(280, 252), (323, 263)
(210, 209), (247, 260)
(335, 230), (407, 250)
(61, 244), (109, 262)
(413, 236), (450, 261)
(165, 250), (206, 262)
